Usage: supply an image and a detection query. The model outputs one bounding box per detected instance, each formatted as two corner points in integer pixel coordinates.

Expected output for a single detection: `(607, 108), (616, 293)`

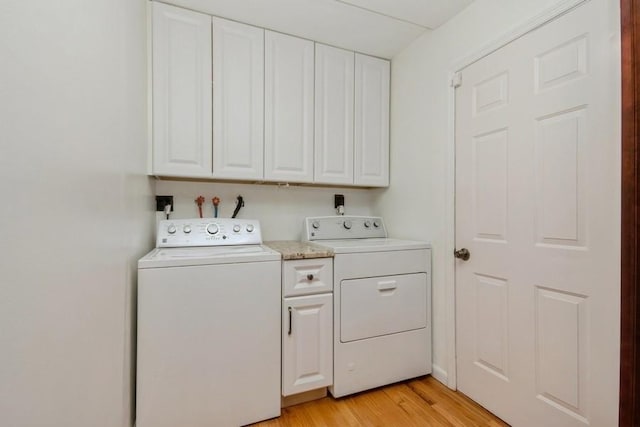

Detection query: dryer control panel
(156, 218), (262, 247)
(303, 216), (387, 241)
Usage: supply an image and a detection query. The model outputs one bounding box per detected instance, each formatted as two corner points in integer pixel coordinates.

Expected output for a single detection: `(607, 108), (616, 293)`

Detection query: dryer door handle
(377, 280), (397, 292)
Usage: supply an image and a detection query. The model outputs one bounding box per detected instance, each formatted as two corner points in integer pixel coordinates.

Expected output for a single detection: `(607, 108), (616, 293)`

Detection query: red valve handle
(195, 196), (205, 218)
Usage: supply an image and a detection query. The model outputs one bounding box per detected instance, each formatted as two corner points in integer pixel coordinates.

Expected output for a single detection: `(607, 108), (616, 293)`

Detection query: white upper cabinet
(314, 44), (355, 185)
(212, 17), (264, 180)
(150, 4), (390, 187)
(152, 3), (212, 177)
(354, 54), (390, 187)
(264, 31), (315, 183)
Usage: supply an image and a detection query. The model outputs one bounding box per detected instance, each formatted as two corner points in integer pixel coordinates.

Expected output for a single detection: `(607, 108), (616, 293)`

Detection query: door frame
(620, 0), (639, 424)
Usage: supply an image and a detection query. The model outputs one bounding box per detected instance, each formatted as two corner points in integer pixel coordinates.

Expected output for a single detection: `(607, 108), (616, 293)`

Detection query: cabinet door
(354, 54), (390, 187)
(314, 44), (354, 185)
(152, 3), (212, 177)
(264, 32), (314, 183)
(283, 294), (333, 396)
(212, 17), (264, 180)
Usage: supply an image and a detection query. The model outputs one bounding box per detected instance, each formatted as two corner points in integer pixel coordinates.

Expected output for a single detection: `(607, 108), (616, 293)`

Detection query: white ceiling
(158, 0), (474, 59)
(336, 0), (474, 29)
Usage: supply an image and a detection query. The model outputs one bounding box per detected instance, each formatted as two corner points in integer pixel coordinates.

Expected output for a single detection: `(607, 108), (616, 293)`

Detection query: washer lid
(312, 238), (430, 254)
(138, 245), (281, 269)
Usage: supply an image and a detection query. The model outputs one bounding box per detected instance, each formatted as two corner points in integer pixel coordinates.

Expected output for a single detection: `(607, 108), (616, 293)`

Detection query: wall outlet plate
(155, 195), (173, 212)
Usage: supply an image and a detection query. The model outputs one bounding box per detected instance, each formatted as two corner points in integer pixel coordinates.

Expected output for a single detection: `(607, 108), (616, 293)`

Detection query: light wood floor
(252, 376), (508, 426)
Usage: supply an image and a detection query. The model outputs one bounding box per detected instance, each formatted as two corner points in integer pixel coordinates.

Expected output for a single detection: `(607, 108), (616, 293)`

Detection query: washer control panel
(303, 216), (387, 241)
(157, 218), (262, 247)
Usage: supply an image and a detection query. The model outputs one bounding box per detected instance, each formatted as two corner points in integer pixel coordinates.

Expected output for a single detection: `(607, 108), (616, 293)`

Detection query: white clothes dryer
(304, 216), (432, 398)
(136, 218), (281, 427)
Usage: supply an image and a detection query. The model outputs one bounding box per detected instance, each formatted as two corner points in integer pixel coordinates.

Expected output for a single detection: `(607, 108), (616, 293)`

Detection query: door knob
(454, 248), (470, 261)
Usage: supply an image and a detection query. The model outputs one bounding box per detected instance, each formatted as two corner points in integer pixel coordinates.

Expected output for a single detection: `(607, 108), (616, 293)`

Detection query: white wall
(156, 181), (376, 241)
(0, 1), (154, 426)
(375, 0), (574, 384)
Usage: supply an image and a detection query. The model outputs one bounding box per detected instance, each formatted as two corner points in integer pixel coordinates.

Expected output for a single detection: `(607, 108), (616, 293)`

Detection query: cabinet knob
(307, 274), (314, 281)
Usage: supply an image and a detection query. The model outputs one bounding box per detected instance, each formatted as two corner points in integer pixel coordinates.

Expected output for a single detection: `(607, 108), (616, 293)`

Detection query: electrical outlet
(155, 195), (174, 212)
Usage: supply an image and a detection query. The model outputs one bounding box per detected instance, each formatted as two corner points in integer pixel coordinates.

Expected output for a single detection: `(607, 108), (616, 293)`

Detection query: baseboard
(281, 388), (327, 408)
(431, 364), (448, 386)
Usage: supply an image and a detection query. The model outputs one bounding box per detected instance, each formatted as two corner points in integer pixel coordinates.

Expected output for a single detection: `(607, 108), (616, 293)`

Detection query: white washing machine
(136, 218), (281, 427)
(304, 216), (432, 398)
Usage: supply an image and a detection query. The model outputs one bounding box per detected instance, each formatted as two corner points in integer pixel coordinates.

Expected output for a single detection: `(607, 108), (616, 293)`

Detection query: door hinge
(451, 72), (462, 88)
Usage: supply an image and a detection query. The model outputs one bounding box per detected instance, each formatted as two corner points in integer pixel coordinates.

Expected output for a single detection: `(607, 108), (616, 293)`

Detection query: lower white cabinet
(282, 259), (333, 397)
(282, 294), (333, 396)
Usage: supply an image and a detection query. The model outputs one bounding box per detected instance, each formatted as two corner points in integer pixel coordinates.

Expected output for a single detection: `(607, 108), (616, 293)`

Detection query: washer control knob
(167, 225), (177, 234)
(311, 221), (320, 229)
(364, 220), (371, 228)
(183, 225), (192, 234)
(233, 224), (241, 233)
(343, 220), (352, 230)
(206, 223), (219, 235)
(373, 220), (381, 228)
(246, 224), (255, 232)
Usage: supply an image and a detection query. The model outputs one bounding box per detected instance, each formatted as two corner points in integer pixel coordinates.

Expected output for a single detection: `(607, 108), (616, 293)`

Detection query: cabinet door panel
(265, 32), (314, 183)
(283, 294), (333, 396)
(212, 17), (264, 179)
(152, 3), (212, 177)
(354, 54), (389, 187)
(314, 44), (354, 185)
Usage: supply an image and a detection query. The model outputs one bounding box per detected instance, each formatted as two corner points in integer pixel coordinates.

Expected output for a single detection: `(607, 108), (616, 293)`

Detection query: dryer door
(340, 273), (427, 343)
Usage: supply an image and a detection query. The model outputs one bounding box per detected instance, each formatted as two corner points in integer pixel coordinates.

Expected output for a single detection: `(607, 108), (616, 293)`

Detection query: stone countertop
(264, 240), (334, 260)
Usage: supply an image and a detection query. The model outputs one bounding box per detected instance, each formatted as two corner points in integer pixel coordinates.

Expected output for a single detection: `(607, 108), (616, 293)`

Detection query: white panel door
(314, 44), (354, 185)
(282, 293), (333, 396)
(354, 54), (389, 187)
(152, 3), (212, 177)
(455, 1), (620, 426)
(212, 17), (264, 180)
(264, 31), (314, 183)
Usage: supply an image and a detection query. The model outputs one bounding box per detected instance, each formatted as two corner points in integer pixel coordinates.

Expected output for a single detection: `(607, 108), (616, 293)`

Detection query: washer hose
(231, 195), (244, 219)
